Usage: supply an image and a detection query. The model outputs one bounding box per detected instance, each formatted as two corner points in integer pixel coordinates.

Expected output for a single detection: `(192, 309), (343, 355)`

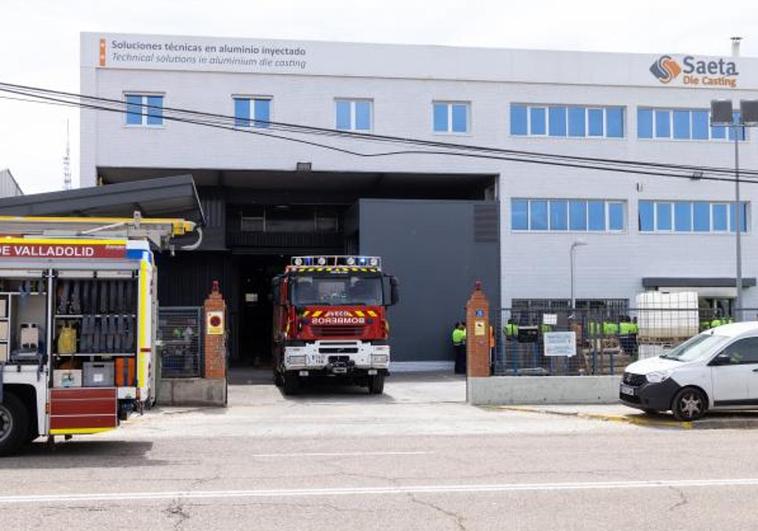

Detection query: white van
(620, 322), (758, 420)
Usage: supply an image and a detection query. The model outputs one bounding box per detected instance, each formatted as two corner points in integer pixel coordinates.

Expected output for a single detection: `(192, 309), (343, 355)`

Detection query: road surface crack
(668, 486), (689, 512)
(165, 500), (191, 529)
(408, 493), (467, 531)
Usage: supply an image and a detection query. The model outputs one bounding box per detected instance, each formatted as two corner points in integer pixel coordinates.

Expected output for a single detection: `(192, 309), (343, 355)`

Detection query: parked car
(620, 322), (758, 420)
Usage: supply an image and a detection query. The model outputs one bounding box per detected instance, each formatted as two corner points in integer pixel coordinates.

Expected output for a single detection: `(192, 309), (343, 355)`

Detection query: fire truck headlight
(286, 354), (306, 366)
(369, 257), (379, 267)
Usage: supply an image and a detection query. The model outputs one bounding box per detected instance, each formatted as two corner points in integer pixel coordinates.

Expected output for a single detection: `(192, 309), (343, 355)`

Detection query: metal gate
(158, 307), (203, 378)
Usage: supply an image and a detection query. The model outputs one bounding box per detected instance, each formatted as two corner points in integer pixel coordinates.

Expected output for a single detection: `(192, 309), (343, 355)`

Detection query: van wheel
(282, 373), (300, 396)
(0, 393), (29, 457)
(672, 388), (707, 421)
(368, 374), (385, 395)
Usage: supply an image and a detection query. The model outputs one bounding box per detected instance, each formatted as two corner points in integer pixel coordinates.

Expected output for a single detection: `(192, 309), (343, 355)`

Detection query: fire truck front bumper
(283, 340), (390, 376)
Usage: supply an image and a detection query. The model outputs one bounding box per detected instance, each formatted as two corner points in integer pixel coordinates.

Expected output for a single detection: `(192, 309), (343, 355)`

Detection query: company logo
(649, 54), (739, 88)
(649, 55), (681, 84)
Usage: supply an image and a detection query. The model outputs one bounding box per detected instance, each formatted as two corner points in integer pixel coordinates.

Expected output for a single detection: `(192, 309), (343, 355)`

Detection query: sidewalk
(494, 404), (758, 430)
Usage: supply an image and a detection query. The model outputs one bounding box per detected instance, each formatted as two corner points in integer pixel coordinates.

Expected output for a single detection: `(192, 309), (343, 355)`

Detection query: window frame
(335, 98), (374, 131)
(432, 100), (471, 135)
(123, 92), (165, 128)
(639, 200), (748, 234)
(511, 103), (625, 139)
(511, 198), (626, 233)
(233, 95), (273, 129)
(637, 106), (748, 142)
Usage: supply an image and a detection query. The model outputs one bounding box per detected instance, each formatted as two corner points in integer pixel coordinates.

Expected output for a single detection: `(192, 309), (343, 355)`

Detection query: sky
(1, 0), (758, 193)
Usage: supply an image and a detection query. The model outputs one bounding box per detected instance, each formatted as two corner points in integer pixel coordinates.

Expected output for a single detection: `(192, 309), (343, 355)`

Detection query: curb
(496, 406), (697, 429)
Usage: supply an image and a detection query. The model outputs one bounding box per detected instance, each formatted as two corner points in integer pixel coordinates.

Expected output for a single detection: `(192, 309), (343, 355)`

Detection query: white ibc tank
(635, 291), (698, 339)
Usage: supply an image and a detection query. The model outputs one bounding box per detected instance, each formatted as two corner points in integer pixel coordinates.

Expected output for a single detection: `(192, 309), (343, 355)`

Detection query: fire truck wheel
(0, 393), (29, 456)
(368, 374), (385, 395)
(273, 369), (284, 387)
(282, 373), (300, 396)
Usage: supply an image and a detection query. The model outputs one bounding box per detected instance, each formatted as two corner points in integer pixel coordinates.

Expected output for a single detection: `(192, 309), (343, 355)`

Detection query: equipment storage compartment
(83, 361), (115, 387)
(49, 387), (118, 431)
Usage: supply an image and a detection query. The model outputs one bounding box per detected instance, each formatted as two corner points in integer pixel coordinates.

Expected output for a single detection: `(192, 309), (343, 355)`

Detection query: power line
(2, 81), (758, 185)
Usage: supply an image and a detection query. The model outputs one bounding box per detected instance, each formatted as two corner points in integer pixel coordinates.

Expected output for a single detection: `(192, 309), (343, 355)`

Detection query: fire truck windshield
(290, 275), (383, 306)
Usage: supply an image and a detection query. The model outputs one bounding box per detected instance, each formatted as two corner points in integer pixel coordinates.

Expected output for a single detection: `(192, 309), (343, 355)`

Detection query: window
(336, 99), (372, 131)
(433, 101), (469, 133)
(719, 337), (758, 365)
(639, 200), (748, 233)
(637, 107), (747, 141)
(510, 104), (624, 138)
(512, 199), (625, 232)
(125, 94), (163, 126)
(234, 97), (271, 128)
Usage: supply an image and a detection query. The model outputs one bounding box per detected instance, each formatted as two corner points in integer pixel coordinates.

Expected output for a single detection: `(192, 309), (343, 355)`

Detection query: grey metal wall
(358, 199), (500, 364)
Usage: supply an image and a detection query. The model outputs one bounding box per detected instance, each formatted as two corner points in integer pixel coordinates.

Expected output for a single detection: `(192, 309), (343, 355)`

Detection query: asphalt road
(2, 371), (758, 530)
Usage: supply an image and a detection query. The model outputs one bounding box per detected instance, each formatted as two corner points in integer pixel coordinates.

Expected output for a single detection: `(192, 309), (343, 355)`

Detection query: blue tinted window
(639, 201), (654, 231)
(530, 200), (548, 230)
(673, 110), (690, 139)
(588, 200), (605, 231)
(608, 202), (624, 231)
(253, 99), (270, 128)
(637, 109), (653, 138)
(355, 101), (371, 130)
(511, 104), (527, 135)
(692, 111), (709, 140)
(711, 124), (726, 139)
(693, 202), (710, 231)
(656, 202), (672, 230)
(655, 110), (671, 138)
(433, 103), (448, 132)
(674, 202), (692, 231)
(336, 100), (351, 130)
(234, 98), (250, 127)
(606, 107), (624, 138)
(588, 108), (603, 136)
(126, 95), (143, 125)
(728, 124), (746, 142)
(548, 107), (567, 136)
(530, 107), (546, 135)
(511, 200), (528, 230)
(145, 96), (163, 125)
(712, 204), (728, 231)
(729, 202), (748, 232)
(568, 107), (585, 137)
(451, 104), (468, 133)
(550, 200), (568, 230)
(569, 200), (587, 231)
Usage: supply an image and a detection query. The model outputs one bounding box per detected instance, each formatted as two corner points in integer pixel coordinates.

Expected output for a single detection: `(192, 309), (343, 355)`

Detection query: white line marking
(248, 451), (430, 458)
(3, 478), (758, 505)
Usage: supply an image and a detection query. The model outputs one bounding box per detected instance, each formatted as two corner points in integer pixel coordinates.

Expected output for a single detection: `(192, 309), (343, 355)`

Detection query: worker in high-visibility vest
(503, 319), (518, 340)
(452, 321), (467, 374)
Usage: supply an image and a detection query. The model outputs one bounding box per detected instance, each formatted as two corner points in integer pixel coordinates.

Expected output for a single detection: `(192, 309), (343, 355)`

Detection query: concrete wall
(157, 377), (227, 407)
(359, 198), (500, 363)
(468, 375), (622, 405)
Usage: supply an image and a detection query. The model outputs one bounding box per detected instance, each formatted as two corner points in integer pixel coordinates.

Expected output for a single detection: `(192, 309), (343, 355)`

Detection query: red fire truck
(272, 256), (399, 395)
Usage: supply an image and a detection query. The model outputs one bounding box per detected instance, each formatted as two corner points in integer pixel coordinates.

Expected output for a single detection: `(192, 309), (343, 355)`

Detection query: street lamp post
(711, 99), (758, 321)
(570, 240), (588, 310)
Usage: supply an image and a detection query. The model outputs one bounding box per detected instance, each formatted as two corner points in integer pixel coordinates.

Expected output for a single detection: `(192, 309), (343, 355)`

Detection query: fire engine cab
(0, 214), (198, 456)
(272, 256), (399, 395)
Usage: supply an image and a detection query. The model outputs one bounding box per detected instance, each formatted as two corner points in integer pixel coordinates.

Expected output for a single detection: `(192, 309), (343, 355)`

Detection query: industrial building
(70, 32), (758, 368)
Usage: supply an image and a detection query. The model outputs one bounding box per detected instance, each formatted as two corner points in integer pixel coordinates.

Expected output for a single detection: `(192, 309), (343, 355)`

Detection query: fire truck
(272, 256), (399, 395)
(0, 214), (199, 456)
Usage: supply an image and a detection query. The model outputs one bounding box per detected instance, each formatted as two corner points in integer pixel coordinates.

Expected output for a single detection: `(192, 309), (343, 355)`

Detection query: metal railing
(492, 306), (751, 376)
(159, 306), (203, 378)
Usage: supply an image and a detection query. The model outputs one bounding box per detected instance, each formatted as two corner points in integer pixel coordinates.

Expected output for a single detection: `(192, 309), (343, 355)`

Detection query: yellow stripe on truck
(367, 310), (378, 318)
(138, 259), (149, 391)
(354, 310), (365, 317)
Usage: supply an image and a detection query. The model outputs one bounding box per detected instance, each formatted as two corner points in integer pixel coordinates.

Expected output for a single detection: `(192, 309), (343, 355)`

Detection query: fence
(158, 306), (203, 378)
(492, 306), (754, 376)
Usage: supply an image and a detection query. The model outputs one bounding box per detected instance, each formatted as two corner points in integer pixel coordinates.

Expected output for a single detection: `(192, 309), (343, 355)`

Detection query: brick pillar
(203, 280), (227, 379)
(466, 281), (490, 378)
